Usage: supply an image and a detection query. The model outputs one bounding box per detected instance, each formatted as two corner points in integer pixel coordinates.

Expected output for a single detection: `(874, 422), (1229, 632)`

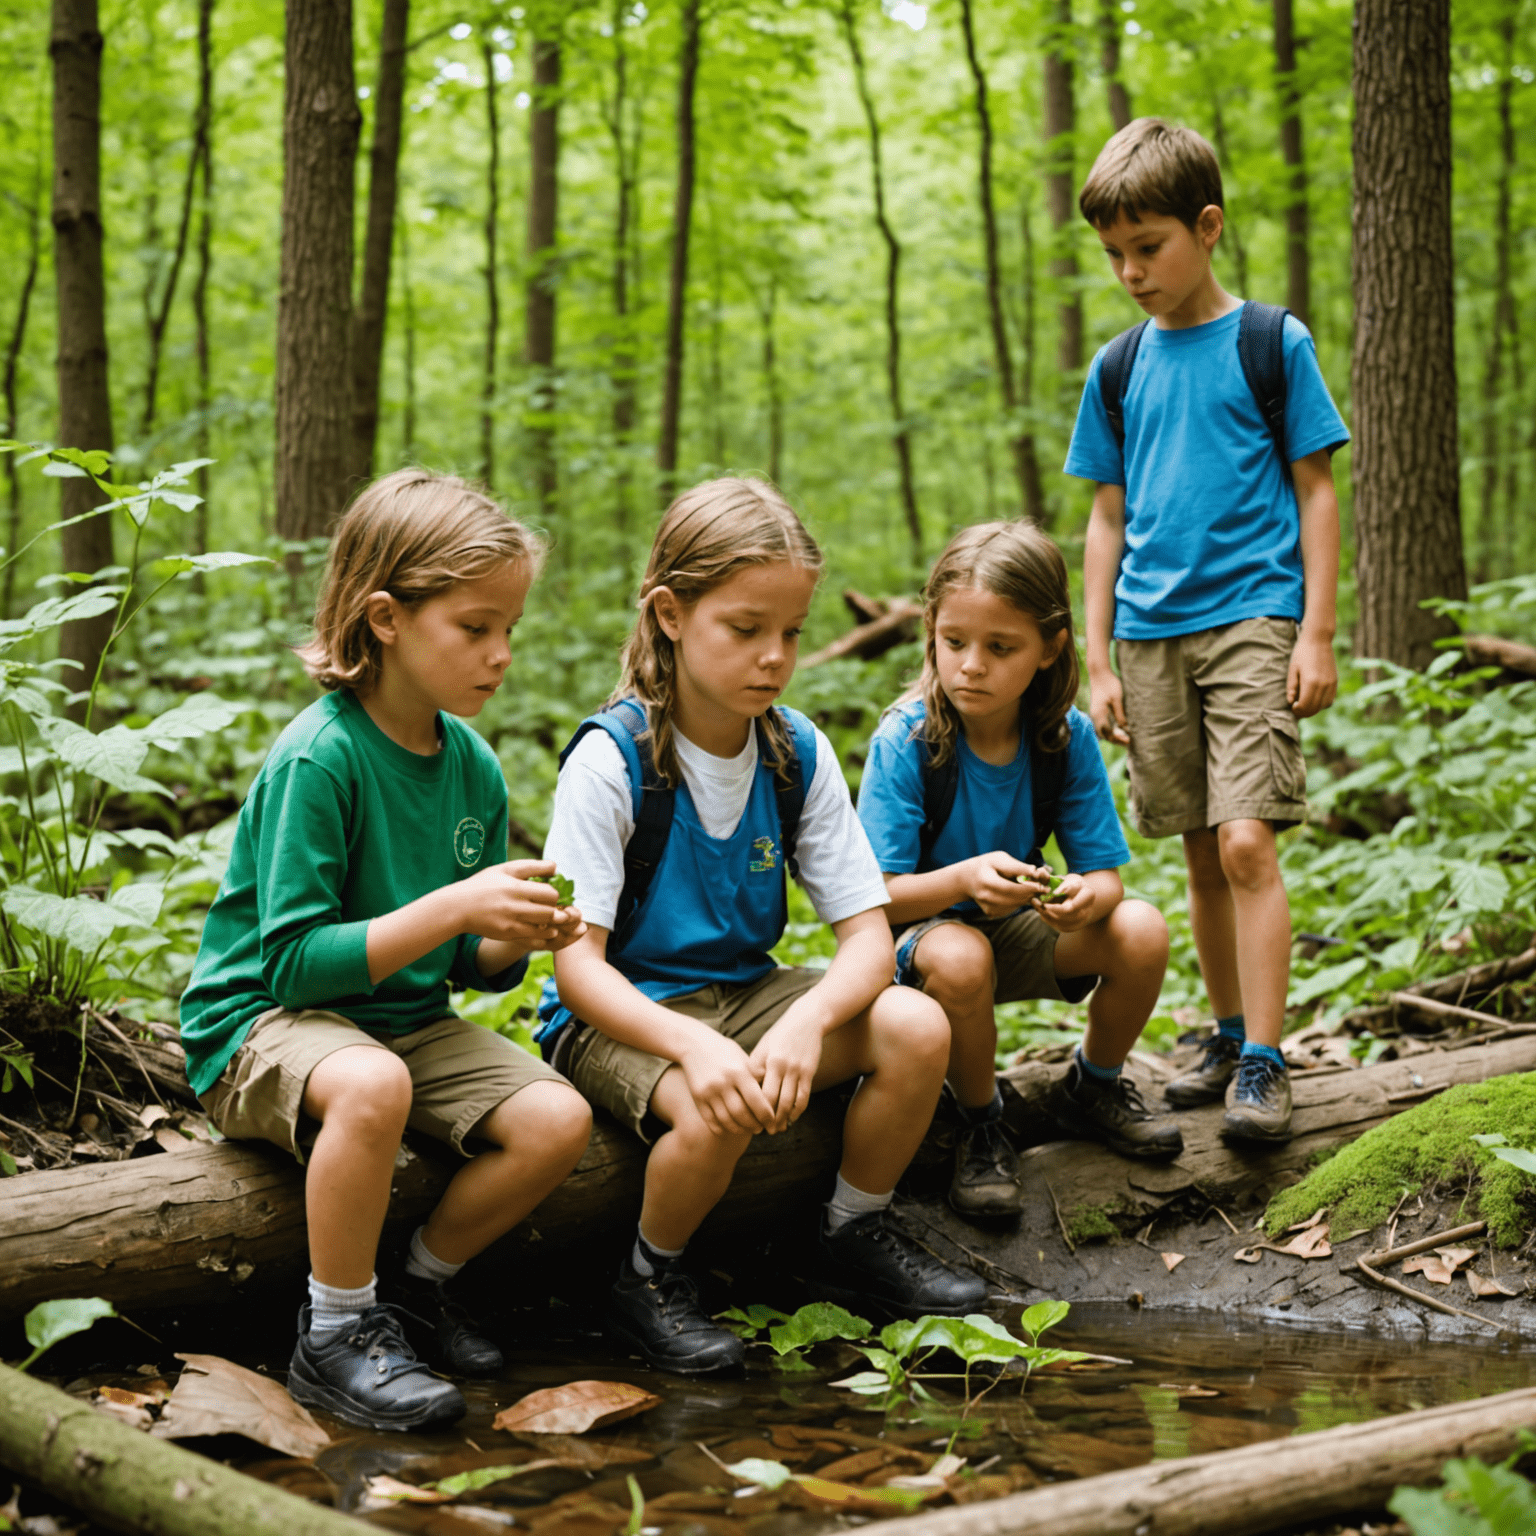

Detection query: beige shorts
(565, 966), (825, 1142)
(199, 1007), (566, 1161)
(1115, 616), (1307, 838)
(896, 908), (1097, 1005)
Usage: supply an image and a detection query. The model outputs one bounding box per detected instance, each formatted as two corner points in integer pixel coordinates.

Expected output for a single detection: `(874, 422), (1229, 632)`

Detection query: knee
(1183, 831), (1226, 890)
(919, 928), (995, 1010)
(321, 1052), (412, 1141)
(873, 987), (951, 1076)
(669, 1102), (753, 1164)
(1106, 900), (1168, 976)
(1217, 824), (1278, 891)
(493, 1081), (592, 1164)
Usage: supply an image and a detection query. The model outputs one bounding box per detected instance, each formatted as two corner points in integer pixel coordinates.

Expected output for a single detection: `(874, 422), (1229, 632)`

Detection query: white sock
(631, 1226), (685, 1278)
(307, 1273), (375, 1340)
(405, 1226), (464, 1284)
(825, 1173), (894, 1233)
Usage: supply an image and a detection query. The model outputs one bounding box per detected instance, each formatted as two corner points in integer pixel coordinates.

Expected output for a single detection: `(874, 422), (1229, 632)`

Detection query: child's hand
(964, 852), (1046, 916)
(1032, 873), (1094, 932)
(748, 1009), (824, 1134)
(1090, 671), (1132, 745)
(1288, 629), (1338, 718)
(679, 1031), (775, 1137)
(458, 859), (582, 946)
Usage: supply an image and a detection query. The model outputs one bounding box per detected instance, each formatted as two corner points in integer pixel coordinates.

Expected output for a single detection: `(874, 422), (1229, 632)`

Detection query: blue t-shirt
(1064, 307), (1349, 641)
(857, 700), (1130, 918)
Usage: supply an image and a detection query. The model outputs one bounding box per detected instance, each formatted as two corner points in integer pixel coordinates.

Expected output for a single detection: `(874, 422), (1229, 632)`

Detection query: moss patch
(1265, 1074), (1536, 1245)
(1066, 1204), (1119, 1244)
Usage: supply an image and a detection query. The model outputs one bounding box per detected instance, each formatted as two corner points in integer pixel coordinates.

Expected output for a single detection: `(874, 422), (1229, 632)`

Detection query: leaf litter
(150, 1353), (330, 1459)
(493, 1381), (661, 1435)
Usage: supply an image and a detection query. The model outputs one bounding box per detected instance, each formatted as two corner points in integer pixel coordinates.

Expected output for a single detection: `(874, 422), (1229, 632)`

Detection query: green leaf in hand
(532, 873), (577, 906)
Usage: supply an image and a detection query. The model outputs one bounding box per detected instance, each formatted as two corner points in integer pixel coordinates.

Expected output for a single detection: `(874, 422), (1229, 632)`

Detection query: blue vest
(536, 706), (816, 1045)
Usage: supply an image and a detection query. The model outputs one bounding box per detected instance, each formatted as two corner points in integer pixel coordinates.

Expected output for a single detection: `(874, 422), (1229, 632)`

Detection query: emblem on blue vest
(749, 835), (780, 873)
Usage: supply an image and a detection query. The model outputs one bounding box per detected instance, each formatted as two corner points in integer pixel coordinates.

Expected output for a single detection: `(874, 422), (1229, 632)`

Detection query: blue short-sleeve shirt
(857, 700), (1131, 917)
(1064, 307), (1349, 640)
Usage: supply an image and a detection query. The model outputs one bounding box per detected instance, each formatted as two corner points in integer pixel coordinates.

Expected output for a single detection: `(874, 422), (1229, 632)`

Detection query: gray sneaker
(948, 1118), (1023, 1219)
(1165, 1033), (1242, 1108)
(1222, 1054), (1293, 1143)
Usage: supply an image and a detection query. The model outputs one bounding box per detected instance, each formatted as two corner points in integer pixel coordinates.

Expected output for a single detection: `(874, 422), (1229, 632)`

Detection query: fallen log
(800, 599), (921, 667)
(1463, 633), (1536, 679)
(890, 1383), (1536, 1536)
(1336, 944), (1536, 1035)
(5, 1037), (1535, 1321)
(0, 1361), (360, 1536)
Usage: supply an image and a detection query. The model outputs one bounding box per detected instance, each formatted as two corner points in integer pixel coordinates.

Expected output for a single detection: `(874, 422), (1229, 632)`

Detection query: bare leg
(912, 922), (999, 1108)
(1183, 827), (1244, 1020)
(302, 1046), (413, 1290)
(1216, 819), (1290, 1049)
(1054, 899), (1169, 1068)
(638, 1067), (754, 1252)
(421, 1081), (592, 1265)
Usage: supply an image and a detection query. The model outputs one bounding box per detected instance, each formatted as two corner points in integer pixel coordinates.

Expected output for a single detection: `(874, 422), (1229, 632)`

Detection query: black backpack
(915, 727), (1069, 872)
(1099, 299), (1290, 462)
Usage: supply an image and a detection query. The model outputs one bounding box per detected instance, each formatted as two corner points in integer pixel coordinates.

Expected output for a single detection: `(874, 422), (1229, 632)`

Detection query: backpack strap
(1237, 299), (1290, 465)
(764, 706), (815, 882)
(1098, 319), (1150, 451)
(917, 736), (959, 867)
(1026, 737), (1070, 868)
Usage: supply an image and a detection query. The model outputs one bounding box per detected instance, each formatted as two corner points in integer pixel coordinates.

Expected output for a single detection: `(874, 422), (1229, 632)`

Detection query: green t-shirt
(179, 689), (523, 1096)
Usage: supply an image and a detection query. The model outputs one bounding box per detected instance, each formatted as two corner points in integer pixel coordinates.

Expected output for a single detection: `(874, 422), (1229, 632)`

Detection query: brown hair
(613, 477), (823, 787)
(296, 467), (543, 692)
(902, 521), (1079, 768)
(1078, 117), (1224, 230)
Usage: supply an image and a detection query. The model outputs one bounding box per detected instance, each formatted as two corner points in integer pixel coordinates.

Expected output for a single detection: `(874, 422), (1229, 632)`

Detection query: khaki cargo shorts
(1115, 616), (1307, 839)
(199, 1007), (566, 1162)
(895, 908), (1097, 1005)
(564, 966), (824, 1142)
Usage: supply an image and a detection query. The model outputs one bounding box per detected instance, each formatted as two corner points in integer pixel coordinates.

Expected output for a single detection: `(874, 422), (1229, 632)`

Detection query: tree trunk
(401, 211), (417, 459)
(656, 0), (700, 506)
(526, 27), (560, 529)
(480, 39), (501, 488)
(837, 0), (922, 570)
(349, 0), (408, 486)
(1043, 0), (1081, 376)
(1208, 95), (1250, 297)
(275, 0), (360, 542)
(1273, 0), (1309, 326)
(192, 0), (214, 556)
(50, 0), (116, 706)
(1350, 0), (1465, 669)
(958, 0), (1045, 524)
(1098, 0), (1130, 131)
(604, 0), (638, 556)
(3, 135), (42, 619)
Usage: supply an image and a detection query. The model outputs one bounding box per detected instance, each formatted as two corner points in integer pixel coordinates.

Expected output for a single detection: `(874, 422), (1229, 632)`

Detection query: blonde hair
(613, 477), (823, 787)
(902, 521), (1078, 768)
(1078, 117), (1224, 230)
(297, 468), (544, 692)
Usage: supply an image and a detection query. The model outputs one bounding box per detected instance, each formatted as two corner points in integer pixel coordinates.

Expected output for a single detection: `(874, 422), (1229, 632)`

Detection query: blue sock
(1073, 1044), (1121, 1083)
(1240, 1041), (1286, 1069)
(1216, 1013), (1246, 1042)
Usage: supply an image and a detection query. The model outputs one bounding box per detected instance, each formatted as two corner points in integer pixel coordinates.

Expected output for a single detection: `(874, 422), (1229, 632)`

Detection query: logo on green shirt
(454, 816), (486, 868)
(749, 835), (779, 873)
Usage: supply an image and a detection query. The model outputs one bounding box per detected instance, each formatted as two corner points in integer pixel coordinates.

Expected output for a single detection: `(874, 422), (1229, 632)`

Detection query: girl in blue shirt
(857, 522), (1180, 1219)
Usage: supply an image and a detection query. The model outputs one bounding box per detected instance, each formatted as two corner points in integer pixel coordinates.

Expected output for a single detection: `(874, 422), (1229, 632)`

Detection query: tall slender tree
(275, 0), (361, 543)
(191, 0), (214, 556)
(3, 92), (43, 618)
(481, 36), (501, 488)
(1351, 0), (1465, 668)
(958, 0), (1044, 522)
(753, 271), (783, 485)
(350, 0), (409, 484)
(1098, 0), (1130, 131)
(1208, 93), (1250, 298)
(1043, 0), (1081, 376)
(1272, 0), (1309, 326)
(525, 18), (561, 530)
(50, 0), (116, 703)
(837, 0), (921, 568)
(656, 0), (700, 505)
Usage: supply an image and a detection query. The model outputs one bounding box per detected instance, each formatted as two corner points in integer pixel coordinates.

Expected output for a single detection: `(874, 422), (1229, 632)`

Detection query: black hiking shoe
(810, 1209), (988, 1320)
(1222, 1053), (1293, 1143)
(949, 1118), (1024, 1219)
(607, 1256), (745, 1377)
(288, 1304), (465, 1432)
(1049, 1058), (1184, 1160)
(1164, 1033), (1242, 1107)
(384, 1270), (504, 1377)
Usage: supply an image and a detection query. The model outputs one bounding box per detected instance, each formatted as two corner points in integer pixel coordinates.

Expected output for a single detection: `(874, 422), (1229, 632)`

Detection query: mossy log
(0, 1361), (361, 1536)
(5, 1036), (1536, 1320)
(891, 1383), (1536, 1536)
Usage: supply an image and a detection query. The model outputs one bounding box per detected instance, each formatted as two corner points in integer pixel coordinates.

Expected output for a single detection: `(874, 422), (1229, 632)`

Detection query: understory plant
(1390, 1444), (1536, 1536)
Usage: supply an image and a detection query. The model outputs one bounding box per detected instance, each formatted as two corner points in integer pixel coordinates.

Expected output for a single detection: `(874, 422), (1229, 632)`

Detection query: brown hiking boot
(948, 1118), (1023, 1219)
(1164, 1033), (1242, 1108)
(1048, 1058), (1184, 1159)
(1221, 1054), (1293, 1143)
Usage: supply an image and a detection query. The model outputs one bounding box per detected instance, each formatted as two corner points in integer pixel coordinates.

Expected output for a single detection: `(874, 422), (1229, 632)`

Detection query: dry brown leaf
(97, 1385), (166, 1408)
(1161, 1251), (1186, 1271)
(1403, 1254), (1455, 1286)
(1434, 1246), (1478, 1272)
(366, 1475), (453, 1505)
(492, 1380), (660, 1435)
(1286, 1209), (1328, 1233)
(150, 1353), (330, 1458)
(1233, 1247), (1264, 1264)
(1466, 1270), (1522, 1298)
(1274, 1225), (1332, 1260)
(153, 1125), (199, 1155)
(1157, 1383), (1220, 1398)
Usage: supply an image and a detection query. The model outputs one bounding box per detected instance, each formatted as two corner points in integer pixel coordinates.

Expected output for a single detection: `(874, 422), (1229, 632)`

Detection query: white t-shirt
(543, 719), (890, 934)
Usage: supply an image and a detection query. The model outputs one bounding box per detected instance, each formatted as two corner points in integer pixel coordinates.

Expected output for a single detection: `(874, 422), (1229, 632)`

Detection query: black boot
(607, 1256), (745, 1376)
(1049, 1058), (1185, 1159)
(811, 1208), (988, 1320)
(949, 1118), (1024, 1219)
(385, 1270), (504, 1377)
(288, 1304), (465, 1432)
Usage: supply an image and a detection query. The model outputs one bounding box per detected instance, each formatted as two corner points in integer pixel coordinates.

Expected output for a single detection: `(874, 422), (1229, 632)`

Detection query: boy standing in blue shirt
(1066, 119), (1349, 1143)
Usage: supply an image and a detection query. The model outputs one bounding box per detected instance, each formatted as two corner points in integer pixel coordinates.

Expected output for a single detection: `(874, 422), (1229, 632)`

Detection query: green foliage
(767, 1301), (871, 1356)
(15, 1296), (116, 1372)
(531, 872), (576, 905)
(1390, 1451), (1536, 1536)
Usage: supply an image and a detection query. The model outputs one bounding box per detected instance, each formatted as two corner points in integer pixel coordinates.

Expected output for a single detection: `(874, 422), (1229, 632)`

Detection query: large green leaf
(153, 551), (271, 575)
(107, 882), (165, 928)
(767, 1302), (871, 1356)
(37, 719), (168, 797)
(2, 886), (139, 950)
(1448, 861), (1511, 917)
(18, 1297), (117, 1369)
(138, 692), (246, 748)
(1289, 955), (1370, 1010)
(0, 588), (123, 652)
